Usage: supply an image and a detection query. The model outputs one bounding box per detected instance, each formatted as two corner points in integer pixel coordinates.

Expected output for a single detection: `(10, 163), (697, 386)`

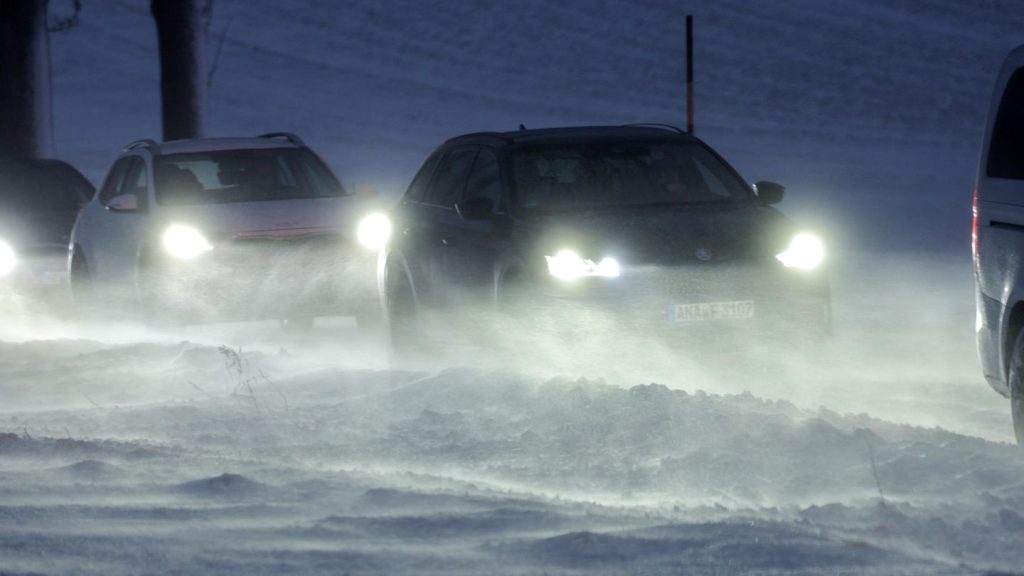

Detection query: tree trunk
(151, 0), (206, 141)
(0, 0), (53, 159)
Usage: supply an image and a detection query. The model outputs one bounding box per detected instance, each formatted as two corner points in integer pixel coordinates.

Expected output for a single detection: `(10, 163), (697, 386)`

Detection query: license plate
(671, 300), (755, 322)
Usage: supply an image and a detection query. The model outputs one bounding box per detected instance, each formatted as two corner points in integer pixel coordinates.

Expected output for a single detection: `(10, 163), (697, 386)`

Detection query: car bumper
(1, 249), (69, 297)
(976, 288), (1007, 396)
(518, 263), (830, 342)
(144, 241), (377, 320)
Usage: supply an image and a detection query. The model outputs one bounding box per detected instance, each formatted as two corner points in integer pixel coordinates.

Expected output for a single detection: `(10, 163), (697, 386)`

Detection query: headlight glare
(545, 249), (621, 281)
(776, 232), (824, 270)
(357, 213), (392, 251)
(162, 224), (212, 260)
(0, 238), (16, 277)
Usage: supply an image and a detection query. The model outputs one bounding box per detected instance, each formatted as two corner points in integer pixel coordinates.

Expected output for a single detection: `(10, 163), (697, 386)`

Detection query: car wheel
(495, 269), (550, 349)
(137, 254), (185, 327)
(1008, 330), (1024, 444)
(385, 259), (420, 353)
(69, 249), (95, 312)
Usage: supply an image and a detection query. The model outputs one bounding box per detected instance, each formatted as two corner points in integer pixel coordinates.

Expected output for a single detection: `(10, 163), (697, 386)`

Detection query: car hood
(0, 209), (79, 250)
(157, 196), (369, 241)
(518, 203), (797, 266)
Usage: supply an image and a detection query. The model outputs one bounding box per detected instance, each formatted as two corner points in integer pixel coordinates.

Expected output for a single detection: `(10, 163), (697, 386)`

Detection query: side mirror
(454, 197), (494, 220)
(754, 181), (785, 204)
(105, 193), (139, 213)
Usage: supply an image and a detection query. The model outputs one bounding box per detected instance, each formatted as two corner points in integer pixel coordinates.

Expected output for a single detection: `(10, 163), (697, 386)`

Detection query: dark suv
(0, 159), (94, 298)
(379, 125), (830, 351)
(974, 45), (1024, 442)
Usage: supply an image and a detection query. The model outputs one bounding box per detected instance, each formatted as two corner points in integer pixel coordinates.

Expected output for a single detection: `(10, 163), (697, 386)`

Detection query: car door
(87, 155), (151, 287)
(399, 146), (477, 305)
(441, 148), (512, 295)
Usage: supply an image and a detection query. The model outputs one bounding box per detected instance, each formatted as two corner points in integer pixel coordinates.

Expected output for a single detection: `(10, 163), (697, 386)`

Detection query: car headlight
(776, 232), (824, 270)
(162, 224), (213, 260)
(0, 238), (16, 277)
(545, 249), (621, 281)
(357, 213), (392, 251)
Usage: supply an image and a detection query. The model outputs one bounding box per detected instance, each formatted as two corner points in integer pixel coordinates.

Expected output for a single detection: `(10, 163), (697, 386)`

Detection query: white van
(974, 45), (1024, 443)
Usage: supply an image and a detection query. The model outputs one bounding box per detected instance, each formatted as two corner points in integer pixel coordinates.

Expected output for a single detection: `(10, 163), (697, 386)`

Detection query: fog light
(545, 249), (621, 281)
(357, 213), (392, 250)
(776, 233), (824, 270)
(162, 224), (212, 260)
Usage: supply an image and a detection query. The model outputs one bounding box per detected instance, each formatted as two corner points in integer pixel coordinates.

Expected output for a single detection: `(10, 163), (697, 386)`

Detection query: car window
(693, 156), (736, 199)
(462, 149), (505, 213)
(405, 149), (443, 203)
(122, 158), (148, 198)
(154, 148), (345, 205)
(98, 157), (134, 205)
(426, 148), (477, 207)
(511, 141), (753, 213)
(294, 154), (345, 197)
(988, 67), (1024, 180)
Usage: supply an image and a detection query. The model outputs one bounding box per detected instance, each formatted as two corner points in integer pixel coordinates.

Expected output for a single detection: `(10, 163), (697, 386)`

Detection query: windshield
(511, 140), (753, 213)
(0, 162), (93, 212)
(154, 148), (346, 206)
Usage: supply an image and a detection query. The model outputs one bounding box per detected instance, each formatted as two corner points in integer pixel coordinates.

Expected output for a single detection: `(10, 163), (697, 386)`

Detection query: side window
(462, 149), (505, 213)
(988, 67), (1024, 180)
(692, 157), (730, 198)
(426, 148), (477, 207)
(122, 158), (148, 198)
(98, 157), (133, 204)
(404, 149), (443, 203)
(293, 153), (344, 197)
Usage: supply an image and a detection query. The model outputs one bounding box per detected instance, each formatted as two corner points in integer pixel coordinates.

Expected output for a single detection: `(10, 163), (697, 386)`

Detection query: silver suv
(975, 45), (1024, 442)
(69, 133), (378, 327)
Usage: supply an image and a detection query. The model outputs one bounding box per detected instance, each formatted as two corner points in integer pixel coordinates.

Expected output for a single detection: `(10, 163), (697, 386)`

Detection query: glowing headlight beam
(162, 224), (213, 260)
(776, 232), (824, 270)
(545, 249), (620, 281)
(0, 238), (16, 277)
(357, 213), (392, 251)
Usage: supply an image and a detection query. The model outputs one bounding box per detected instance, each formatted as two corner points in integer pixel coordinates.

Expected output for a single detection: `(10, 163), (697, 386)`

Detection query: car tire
(69, 248), (96, 315)
(384, 259), (420, 354)
(137, 253), (186, 328)
(495, 268), (552, 350)
(1008, 330), (1024, 444)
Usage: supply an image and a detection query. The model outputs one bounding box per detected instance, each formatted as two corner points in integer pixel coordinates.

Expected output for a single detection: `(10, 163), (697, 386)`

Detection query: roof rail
(122, 139), (158, 152)
(444, 131), (509, 144)
(621, 123), (687, 135)
(257, 132), (305, 146)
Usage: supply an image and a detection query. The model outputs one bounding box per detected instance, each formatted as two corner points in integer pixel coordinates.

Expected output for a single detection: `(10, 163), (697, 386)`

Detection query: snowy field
(3, 0), (1024, 574)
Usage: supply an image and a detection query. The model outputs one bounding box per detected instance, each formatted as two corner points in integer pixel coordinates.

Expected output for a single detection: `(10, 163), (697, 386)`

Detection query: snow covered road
(0, 254), (1021, 575)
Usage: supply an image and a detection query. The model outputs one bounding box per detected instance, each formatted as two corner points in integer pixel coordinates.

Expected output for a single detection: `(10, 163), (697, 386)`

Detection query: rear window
(0, 162), (93, 212)
(988, 67), (1024, 180)
(511, 140), (753, 213)
(154, 148), (345, 206)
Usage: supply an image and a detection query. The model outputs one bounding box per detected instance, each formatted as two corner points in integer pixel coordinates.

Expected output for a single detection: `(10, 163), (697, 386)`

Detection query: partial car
(69, 133), (379, 327)
(374, 124), (830, 353)
(974, 44), (1024, 443)
(0, 158), (95, 303)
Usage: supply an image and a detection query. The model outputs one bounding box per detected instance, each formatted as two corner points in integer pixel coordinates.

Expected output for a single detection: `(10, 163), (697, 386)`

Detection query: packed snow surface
(3, 0), (1023, 574)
